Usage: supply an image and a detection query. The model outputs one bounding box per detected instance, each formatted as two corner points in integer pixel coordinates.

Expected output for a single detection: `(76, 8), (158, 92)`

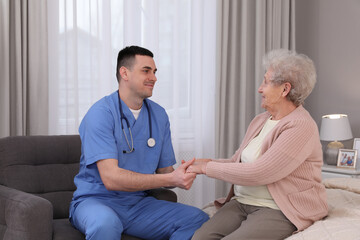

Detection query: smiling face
(121, 55), (157, 100)
(258, 69), (286, 111)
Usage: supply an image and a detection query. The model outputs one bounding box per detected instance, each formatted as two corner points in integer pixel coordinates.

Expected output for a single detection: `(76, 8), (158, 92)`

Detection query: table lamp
(320, 114), (353, 165)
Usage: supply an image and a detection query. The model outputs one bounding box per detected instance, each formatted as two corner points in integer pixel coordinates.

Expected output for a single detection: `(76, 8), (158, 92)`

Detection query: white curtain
(47, 0), (217, 208)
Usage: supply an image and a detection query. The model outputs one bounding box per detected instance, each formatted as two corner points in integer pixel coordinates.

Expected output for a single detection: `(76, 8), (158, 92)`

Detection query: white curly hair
(262, 49), (317, 106)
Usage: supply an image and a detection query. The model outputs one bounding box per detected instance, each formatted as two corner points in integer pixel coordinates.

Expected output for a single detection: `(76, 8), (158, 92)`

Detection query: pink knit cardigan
(206, 105), (328, 231)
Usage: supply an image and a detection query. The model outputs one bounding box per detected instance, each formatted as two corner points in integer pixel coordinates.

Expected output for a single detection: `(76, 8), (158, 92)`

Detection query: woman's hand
(185, 158), (210, 174)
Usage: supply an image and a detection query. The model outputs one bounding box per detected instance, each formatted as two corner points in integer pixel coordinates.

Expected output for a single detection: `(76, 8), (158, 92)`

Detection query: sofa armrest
(0, 185), (53, 240)
(146, 188), (177, 202)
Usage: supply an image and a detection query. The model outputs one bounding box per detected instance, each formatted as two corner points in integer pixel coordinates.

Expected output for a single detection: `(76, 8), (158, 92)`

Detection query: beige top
(233, 117), (280, 209)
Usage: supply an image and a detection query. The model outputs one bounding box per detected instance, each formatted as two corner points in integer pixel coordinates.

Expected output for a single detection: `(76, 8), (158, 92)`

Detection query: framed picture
(353, 138), (360, 156)
(337, 149), (358, 169)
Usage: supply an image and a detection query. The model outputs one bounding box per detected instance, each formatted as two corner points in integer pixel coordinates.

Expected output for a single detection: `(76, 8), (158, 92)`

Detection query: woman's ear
(282, 82), (292, 97)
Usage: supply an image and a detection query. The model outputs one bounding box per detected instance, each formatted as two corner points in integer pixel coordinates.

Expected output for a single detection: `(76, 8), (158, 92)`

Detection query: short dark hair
(116, 46), (154, 82)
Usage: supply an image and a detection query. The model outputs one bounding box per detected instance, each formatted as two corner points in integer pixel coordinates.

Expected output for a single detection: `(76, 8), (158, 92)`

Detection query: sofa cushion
(0, 135), (81, 219)
(53, 219), (84, 240)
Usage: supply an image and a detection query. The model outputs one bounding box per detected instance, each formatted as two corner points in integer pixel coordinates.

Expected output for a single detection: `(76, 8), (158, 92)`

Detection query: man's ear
(119, 66), (129, 81)
(282, 82), (292, 97)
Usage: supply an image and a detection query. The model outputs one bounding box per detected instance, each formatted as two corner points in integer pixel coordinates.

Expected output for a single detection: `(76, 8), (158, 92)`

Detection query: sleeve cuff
(87, 152), (118, 166)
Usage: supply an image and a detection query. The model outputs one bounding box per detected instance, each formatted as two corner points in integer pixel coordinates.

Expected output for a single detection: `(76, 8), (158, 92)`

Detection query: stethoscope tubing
(118, 93), (155, 153)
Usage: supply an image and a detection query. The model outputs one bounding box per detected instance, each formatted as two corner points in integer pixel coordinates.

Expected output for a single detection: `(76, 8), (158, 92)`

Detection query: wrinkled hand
(186, 158), (210, 174)
(186, 160), (207, 174)
(171, 158), (197, 190)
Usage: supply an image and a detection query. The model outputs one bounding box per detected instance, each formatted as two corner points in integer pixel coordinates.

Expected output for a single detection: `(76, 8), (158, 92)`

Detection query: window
(48, 0), (217, 207)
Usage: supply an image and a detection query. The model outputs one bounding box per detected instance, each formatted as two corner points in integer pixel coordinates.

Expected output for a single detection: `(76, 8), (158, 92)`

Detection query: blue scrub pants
(70, 196), (209, 240)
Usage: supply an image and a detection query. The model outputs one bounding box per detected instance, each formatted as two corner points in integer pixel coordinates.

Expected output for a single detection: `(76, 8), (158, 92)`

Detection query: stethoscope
(118, 93), (156, 153)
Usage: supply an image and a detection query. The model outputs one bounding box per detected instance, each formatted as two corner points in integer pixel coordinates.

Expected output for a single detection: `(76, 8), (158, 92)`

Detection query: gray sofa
(0, 135), (177, 240)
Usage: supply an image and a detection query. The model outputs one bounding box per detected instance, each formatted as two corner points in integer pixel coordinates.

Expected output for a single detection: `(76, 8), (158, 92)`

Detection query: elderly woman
(188, 49), (328, 240)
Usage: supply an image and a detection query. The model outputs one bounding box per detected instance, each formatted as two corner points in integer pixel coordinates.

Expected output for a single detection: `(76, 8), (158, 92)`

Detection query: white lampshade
(320, 114), (353, 141)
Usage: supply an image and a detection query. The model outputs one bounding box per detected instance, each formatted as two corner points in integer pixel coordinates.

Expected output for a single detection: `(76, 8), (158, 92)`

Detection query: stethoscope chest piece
(147, 138), (156, 148)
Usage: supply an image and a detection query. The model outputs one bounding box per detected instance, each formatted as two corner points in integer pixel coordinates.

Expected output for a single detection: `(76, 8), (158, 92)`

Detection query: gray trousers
(192, 199), (296, 240)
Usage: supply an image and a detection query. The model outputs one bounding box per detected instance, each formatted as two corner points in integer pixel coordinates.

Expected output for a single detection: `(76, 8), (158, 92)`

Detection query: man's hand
(97, 158), (200, 192)
(170, 158), (197, 190)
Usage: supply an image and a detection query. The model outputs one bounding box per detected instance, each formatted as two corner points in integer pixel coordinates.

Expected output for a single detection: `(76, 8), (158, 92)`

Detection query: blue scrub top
(71, 91), (176, 206)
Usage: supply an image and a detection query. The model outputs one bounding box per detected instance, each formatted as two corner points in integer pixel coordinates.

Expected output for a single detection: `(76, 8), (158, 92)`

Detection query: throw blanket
(287, 178), (360, 240)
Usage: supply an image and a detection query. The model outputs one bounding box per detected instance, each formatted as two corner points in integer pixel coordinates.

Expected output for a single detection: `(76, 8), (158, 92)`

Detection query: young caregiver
(69, 46), (209, 240)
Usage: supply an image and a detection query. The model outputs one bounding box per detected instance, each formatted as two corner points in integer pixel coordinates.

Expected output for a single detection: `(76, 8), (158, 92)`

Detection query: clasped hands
(171, 158), (209, 190)
(184, 158), (209, 175)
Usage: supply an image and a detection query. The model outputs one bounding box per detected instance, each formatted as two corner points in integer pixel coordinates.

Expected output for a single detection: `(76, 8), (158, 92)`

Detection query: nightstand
(322, 164), (360, 179)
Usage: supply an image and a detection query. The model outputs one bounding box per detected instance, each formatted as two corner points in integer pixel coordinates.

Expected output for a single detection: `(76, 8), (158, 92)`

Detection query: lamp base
(324, 141), (344, 165)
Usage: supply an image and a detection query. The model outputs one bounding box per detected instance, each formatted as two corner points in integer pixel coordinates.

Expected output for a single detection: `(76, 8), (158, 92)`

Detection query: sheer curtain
(47, 0), (217, 208)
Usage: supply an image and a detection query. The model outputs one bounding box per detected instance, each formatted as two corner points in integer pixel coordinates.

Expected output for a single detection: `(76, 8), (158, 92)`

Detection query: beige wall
(295, 0), (360, 146)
